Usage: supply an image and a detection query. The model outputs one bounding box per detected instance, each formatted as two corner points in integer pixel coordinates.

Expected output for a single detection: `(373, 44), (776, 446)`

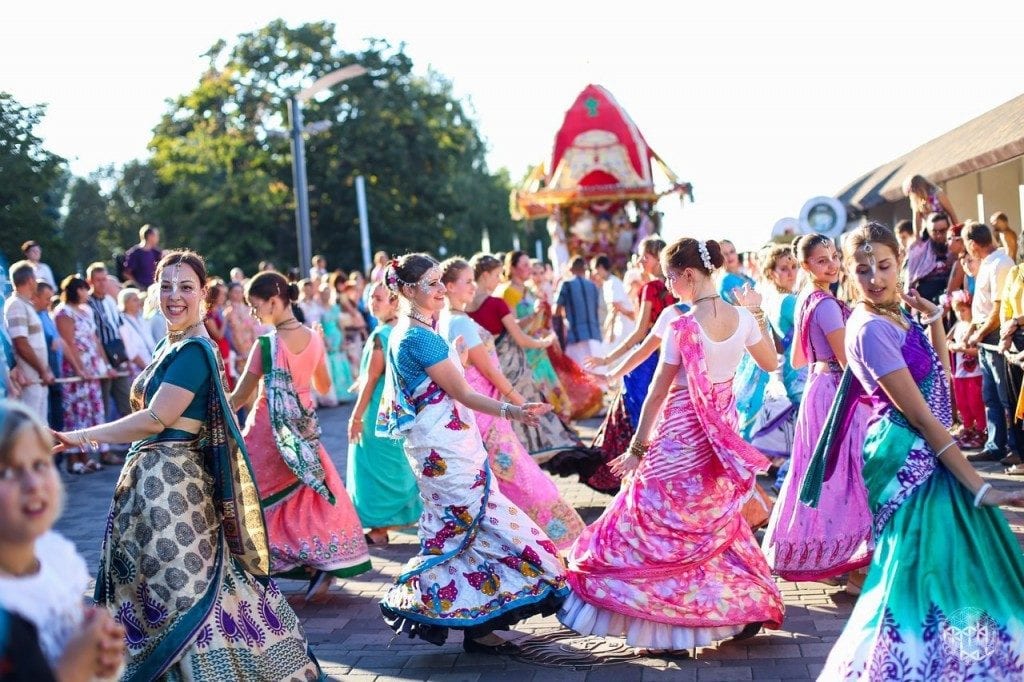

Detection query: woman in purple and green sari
(762, 234), (873, 586)
(807, 223), (1024, 680)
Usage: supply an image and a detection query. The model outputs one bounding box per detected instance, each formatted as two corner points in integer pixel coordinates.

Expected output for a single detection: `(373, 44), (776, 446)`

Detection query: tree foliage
(0, 93), (70, 274)
(137, 20), (517, 275)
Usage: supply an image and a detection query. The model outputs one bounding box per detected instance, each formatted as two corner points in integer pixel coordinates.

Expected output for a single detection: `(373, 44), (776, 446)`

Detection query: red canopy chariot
(511, 84), (692, 266)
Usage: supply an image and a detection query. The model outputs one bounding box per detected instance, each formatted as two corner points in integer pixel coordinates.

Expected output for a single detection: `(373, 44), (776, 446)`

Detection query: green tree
(145, 21), (516, 275)
(0, 93), (69, 273)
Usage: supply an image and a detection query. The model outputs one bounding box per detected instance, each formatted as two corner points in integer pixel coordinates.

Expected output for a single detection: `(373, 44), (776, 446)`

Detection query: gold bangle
(628, 440), (650, 460)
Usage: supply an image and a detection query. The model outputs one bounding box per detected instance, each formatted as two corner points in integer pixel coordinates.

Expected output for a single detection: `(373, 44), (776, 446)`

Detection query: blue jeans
(979, 348), (1015, 454)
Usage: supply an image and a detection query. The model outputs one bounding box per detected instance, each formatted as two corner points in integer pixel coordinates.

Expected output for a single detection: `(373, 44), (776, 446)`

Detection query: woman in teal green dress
(805, 223), (1024, 680)
(322, 287), (356, 403)
(54, 251), (319, 681)
(346, 281), (421, 546)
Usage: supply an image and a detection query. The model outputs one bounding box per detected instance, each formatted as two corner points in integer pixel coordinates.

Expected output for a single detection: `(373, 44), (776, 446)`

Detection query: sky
(4, 1), (1024, 251)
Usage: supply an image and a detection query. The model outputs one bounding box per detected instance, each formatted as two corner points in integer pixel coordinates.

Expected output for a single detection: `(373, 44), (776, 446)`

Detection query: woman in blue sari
(734, 245), (804, 482)
(804, 223), (1024, 680)
(55, 251), (318, 681)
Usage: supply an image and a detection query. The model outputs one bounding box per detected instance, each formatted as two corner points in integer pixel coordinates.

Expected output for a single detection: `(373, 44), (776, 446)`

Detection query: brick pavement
(55, 403), (1024, 681)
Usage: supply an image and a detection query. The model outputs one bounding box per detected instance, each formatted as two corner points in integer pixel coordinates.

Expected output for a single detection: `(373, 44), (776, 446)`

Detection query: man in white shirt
(3, 261), (53, 420)
(966, 222), (1017, 463)
(590, 255), (635, 347)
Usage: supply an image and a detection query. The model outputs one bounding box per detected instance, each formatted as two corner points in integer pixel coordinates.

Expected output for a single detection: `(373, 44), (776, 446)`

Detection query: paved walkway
(56, 403), (1024, 681)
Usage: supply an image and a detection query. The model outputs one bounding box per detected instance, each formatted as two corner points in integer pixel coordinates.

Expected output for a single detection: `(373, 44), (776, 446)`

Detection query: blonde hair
(0, 400), (54, 465)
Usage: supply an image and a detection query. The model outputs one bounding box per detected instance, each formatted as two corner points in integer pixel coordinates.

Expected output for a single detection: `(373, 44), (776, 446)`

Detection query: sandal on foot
(364, 532), (389, 547)
(730, 622), (763, 642)
(84, 459), (103, 473)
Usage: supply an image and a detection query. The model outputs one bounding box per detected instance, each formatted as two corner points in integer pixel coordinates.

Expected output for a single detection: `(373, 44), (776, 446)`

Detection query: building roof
(837, 93), (1024, 210)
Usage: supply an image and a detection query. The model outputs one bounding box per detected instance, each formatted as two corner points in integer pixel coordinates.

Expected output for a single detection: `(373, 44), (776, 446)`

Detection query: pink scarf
(670, 314), (769, 487)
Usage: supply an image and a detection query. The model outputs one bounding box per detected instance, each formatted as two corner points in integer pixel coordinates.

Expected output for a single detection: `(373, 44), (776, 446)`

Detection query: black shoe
(966, 449), (1003, 463)
(729, 621), (763, 642)
(462, 636), (521, 655)
(305, 570), (332, 600)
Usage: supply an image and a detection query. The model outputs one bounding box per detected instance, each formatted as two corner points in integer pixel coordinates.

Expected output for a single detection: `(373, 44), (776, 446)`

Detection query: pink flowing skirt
(243, 396), (370, 578)
(560, 384), (784, 648)
(465, 366), (586, 550)
(762, 366), (873, 581)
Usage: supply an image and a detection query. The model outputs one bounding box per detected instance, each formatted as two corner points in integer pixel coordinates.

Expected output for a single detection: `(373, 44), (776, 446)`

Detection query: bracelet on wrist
(628, 440), (651, 460)
(973, 482), (993, 508)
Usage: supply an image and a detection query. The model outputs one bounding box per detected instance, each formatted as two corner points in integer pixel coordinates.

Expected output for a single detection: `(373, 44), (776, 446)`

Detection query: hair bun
(705, 240), (726, 269)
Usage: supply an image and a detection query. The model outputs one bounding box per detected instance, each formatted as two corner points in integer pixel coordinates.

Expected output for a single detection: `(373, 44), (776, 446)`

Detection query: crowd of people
(2, 173), (1024, 680)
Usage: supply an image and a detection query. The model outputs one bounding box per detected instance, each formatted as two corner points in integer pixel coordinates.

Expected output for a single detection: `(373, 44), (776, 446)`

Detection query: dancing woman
(585, 236), (673, 493)
(559, 238), (785, 650)
(812, 223), (1024, 680)
(346, 280), (422, 546)
(761, 234), (873, 585)
(230, 271), (371, 598)
(497, 250), (572, 420)
(377, 254), (568, 653)
(439, 258), (585, 551)
(467, 254), (600, 477)
(54, 251), (319, 681)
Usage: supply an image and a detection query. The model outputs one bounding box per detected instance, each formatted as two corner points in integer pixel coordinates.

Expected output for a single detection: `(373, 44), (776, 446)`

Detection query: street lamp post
(287, 64), (368, 272)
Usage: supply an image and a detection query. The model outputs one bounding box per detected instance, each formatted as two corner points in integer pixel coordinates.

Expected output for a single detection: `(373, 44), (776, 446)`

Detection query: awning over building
(837, 93), (1024, 210)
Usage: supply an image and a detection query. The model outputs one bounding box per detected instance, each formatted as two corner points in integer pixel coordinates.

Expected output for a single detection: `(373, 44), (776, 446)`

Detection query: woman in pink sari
(559, 237), (785, 651)
(439, 258), (586, 550)
(230, 272), (370, 600)
(761, 234), (873, 590)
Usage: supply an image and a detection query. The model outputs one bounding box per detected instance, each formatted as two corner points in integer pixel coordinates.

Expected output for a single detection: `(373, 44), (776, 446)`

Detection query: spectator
(297, 278), (324, 326)
(369, 250), (389, 283)
(905, 212), (955, 305)
(32, 281), (63, 430)
(118, 288), (154, 377)
(554, 256), (604, 369)
(123, 224), (162, 288)
(990, 211), (1019, 262)
(895, 219), (915, 252)
(965, 223), (1016, 464)
(142, 282), (167, 343)
(947, 291), (985, 449)
(55, 275), (110, 473)
(3, 261), (53, 421)
(902, 173), (959, 234)
(258, 260), (276, 272)
(591, 254), (635, 347)
(309, 254), (328, 283)
(20, 241), (55, 289)
(0, 312), (20, 401)
(203, 279), (232, 387)
(229, 266), (246, 284)
(224, 281), (258, 378)
(85, 263), (131, 431)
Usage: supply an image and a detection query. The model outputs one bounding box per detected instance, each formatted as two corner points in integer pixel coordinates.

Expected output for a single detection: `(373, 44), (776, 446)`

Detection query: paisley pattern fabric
(559, 315), (784, 648)
(377, 323), (568, 645)
(818, 314), (1024, 680)
(94, 337), (318, 681)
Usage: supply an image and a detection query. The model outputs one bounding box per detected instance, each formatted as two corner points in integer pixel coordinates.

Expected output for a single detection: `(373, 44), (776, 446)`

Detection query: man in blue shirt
(554, 256), (604, 371)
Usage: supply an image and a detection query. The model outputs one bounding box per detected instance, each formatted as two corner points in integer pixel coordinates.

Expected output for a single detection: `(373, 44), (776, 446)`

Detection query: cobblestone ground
(57, 402), (1024, 681)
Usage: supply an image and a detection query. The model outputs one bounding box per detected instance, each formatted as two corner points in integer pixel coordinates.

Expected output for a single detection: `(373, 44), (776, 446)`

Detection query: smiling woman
(52, 250), (321, 681)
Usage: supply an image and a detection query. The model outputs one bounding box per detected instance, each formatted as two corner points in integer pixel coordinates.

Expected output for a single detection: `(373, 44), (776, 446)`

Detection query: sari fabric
(346, 324), (422, 529)
(377, 324), (568, 645)
(763, 290), (873, 581)
(559, 315), (784, 649)
(244, 333), (371, 580)
(817, 313), (1024, 680)
(442, 312), (586, 550)
(94, 337), (318, 681)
